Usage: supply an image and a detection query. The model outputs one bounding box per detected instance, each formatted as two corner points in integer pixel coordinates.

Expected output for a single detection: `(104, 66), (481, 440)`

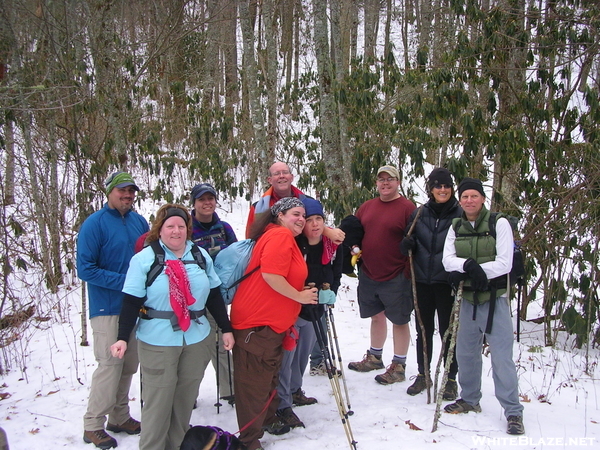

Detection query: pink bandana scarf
(165, 259), (196, 332)
(321, 235), (339, 265)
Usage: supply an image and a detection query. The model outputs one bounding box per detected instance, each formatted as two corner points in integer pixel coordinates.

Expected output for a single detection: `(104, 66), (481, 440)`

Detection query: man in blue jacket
(77, 172), (149, 449)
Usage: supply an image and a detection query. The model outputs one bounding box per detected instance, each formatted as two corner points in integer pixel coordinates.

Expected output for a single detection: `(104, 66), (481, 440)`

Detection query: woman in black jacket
(401, 168), (462, 399)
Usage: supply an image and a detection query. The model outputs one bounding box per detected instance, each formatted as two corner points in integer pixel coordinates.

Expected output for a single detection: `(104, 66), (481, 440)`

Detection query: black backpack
(145, 240), (207, 287)
(488, 213), (525, 288)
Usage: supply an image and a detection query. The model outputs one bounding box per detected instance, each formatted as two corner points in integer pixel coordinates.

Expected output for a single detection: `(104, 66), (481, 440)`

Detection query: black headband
(164, 207), (190, 224)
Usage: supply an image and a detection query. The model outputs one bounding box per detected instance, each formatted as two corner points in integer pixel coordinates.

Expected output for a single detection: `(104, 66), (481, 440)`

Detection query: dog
(180, 426), (247, 450)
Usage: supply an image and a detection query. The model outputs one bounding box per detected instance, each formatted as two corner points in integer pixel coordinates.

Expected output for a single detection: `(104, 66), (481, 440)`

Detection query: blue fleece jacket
(77, 203), (149, 318)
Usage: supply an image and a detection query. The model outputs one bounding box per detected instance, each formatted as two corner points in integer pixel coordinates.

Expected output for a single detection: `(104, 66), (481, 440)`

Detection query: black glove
(463, 258), (488, 291)
(448, 271), (468, 289)
(400, 236), (416, 256)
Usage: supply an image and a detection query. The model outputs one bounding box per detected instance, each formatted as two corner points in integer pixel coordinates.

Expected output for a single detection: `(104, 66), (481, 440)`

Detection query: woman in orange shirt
(231, 197), (318, 450)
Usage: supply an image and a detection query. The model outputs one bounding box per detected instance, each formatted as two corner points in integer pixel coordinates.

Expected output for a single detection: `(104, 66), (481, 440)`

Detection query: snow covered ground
(1, 200), (599, 449)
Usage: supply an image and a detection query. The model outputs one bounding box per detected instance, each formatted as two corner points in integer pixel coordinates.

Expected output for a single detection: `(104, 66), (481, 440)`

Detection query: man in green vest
(441, 177), (524, 435)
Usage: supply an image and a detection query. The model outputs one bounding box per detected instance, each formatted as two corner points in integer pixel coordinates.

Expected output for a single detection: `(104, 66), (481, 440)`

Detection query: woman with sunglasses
(401, 168), (462, 400)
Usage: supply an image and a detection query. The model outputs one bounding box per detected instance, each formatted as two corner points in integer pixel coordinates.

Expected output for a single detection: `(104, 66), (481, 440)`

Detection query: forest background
(0, 0), (599, 375)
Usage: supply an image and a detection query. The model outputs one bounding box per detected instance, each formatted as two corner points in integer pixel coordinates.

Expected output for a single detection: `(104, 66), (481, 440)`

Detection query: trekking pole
(516, 279), (523, 343)
(226, 349), (234, 406)
(405, 206), (431, 403)
(140, 371), (143, 409)
(327, 305), (353, 415)
(214, 327), (222, 413)
(311, 310), (358, 449)
(325, 312), (337, 362)
(432, 282), (462, 432)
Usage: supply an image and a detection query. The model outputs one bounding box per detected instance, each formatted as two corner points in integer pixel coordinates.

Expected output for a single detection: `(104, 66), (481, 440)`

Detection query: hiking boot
(262, 419), (291, 436)
(444, 398), (482, 414)
(310, 362), (327, 376)
(507, 415), (525, 435)
(277, 407), (305, 428)
(106, 417), (141, 435)
(83, 430), (118, 449)
(220, 394), (235, 406)
(292, 388), (317, 406)
(347, 350), (384, 372)
(310, 361), (341, 377)
(443, 379), (458, 401)
(374, 362), (406, 385)
(406, 374), (427, 395)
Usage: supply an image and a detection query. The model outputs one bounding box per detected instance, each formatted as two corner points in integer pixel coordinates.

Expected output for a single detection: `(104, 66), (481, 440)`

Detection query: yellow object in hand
(351, 250), (362, 267)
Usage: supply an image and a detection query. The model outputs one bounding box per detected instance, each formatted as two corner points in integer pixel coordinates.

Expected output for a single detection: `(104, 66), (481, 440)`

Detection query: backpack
(453, 212), (526, 336)
(145, 240), (207, 287)
(213, 239), (260, 305)
(192, 226), (228, 258)
(453, 212), (525, 289)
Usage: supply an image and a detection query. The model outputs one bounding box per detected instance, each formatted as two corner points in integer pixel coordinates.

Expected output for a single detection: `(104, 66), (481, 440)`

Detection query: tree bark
(239, 0), (269, 195)
(363, 0), (380, 61)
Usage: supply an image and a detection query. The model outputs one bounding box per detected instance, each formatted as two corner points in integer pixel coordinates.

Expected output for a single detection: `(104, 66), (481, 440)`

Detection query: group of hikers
(77, 162), (524, 450)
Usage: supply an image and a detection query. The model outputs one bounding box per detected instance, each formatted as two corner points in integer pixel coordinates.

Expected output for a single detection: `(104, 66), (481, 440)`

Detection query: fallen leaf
(405, 420), (423, 431)
(29, 428), (40, 435)
(47, 390), (59, 396)
(0, 393), (11, 400)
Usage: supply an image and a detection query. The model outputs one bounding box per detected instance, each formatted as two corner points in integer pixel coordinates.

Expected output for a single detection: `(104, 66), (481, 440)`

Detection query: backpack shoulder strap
(147, 242), (207, 287)
(452, 216), (463, 234)
(189, 243), (207, 271)
(146, 240), (166, 287)
(489, 212), (499, 239)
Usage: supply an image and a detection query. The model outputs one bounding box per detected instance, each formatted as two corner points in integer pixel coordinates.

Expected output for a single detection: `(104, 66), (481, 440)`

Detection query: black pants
(414, 282), (458, 379)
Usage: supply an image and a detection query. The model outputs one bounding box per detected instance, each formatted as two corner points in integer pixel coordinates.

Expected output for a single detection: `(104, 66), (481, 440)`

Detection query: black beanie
(427, 168), (454, 189)
(458, 177), (485, 197)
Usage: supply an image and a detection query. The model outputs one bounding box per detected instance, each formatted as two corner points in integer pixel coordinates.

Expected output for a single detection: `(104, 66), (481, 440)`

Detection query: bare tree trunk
(203, 0), (220, 111)
(364, 0), (380, 61)
(239, 0), (269, 193)
(418, 0), (433, 62)
(294, 0), (303, 87)
(20, 113), (53, 288)
(81, 282), (89, 346)
(2, 121), (15, 206)
(86, 2), (128, 166)
(401, 0), (410, 69)
(349, 1), (358, 62)
(492, 0), (527, 211)
(281, 0), (294, 114)
(223, 0), (239, 121)
(263, 0), (278, 161)
(314, 0), (347, 199)
(46, 118), (64, 291)
(331, 0), (352, 193)
(383, 0), (392, 99)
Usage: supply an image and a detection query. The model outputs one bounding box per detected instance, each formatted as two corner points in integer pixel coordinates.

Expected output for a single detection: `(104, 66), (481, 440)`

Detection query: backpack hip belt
(139, 306), (206, 332)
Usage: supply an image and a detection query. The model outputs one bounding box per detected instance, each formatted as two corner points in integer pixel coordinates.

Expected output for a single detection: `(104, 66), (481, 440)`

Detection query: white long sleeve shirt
(442, 216), (514, 280)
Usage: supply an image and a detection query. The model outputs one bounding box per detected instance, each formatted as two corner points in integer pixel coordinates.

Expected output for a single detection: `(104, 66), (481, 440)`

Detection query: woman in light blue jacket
(111, 204), (234, 450)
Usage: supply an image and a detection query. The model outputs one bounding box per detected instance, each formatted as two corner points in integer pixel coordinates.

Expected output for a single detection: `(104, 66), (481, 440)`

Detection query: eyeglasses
(271, 170), (291, 177)
(432, 184), (451, 190)
(377, 177), (398, 183)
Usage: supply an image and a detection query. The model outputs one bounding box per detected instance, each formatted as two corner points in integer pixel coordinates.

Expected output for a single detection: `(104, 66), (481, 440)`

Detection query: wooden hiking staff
(405, 206), (433, 403)
(432, 281), (463, 432)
